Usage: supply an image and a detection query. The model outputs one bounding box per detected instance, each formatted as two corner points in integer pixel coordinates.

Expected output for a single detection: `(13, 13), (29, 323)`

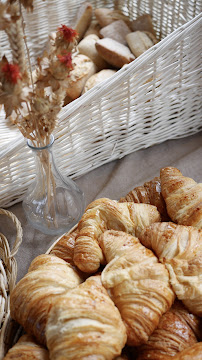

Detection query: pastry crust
(46, 275), (127, 360)
(136, 300), (201, 360)
(50, 230), (78, 265)
(3, 334), (49, 360)
(74, 198), (160, 273)
(99, 230), (174, 346)
(119, 176), (169, 221)
(172, 342), (202, 359)
(10, 254), (83, 345)
(160, 167), (202, 228)
(139, 222), (202, 316)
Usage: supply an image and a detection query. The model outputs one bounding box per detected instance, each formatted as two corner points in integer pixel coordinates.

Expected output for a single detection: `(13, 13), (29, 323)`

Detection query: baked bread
(126, 31), (155, 57)
(50, 230), (78, 265)
(136, 300), (201, 360)
(139, 222), (202, 316)
(84, 19), (101, 38)
(10, 254), (83, 345)
(82, 69), (116, 93)
(160, 167), (202, 229)
(65, 54), (97, 100)
(95, 38), (135, 68)
(94, 8), (116, 28)
(73, 197), (160, 273)
(119, 176), (169, 221)
(74, 2), (93, 41)
(131, 14), (156, 36)
(99, 20), (131, 45)
(78, 34), (108, 69)
(3, 334), (49, 360)
(172, 342), (202, 360)
(46, 275), (127, 360)
(100, 230), (175, 346)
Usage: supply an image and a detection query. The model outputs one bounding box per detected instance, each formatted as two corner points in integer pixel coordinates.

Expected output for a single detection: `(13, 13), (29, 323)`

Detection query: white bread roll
(78, 34), (108, 70)
(65, 54), (97, 100)
(99, 20), (131, 45)
(84, 20), (101, 38)
(95, 38), (135, 69)
(126, 31), (154, 57)
(94, 8), (115, 28)
(82, 69), (116, 93)
(74, 2), (93, 41)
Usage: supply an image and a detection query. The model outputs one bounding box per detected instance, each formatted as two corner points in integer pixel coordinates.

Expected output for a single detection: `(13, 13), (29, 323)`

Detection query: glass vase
(22, 135), (85, 235)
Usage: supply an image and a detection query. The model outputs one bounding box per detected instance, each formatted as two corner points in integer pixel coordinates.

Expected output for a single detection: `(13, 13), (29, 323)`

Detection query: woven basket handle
(0, 208), (23, 359)
(0, 208), (23, 258)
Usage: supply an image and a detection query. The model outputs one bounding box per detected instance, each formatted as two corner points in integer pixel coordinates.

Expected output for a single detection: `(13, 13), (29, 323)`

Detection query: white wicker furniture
(0, 0), (201, 208)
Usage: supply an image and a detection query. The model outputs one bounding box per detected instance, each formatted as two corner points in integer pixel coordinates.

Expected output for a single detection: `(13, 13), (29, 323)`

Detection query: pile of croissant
(4, 166), (202, 359)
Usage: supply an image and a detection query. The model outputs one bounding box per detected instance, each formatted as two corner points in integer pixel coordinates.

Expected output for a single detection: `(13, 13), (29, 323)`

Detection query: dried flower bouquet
(0, 0), (80, 231)
(0, 1), (78, 145)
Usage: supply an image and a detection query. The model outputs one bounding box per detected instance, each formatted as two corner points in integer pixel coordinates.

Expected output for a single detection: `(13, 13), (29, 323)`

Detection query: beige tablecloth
(0, 131), (201, 282)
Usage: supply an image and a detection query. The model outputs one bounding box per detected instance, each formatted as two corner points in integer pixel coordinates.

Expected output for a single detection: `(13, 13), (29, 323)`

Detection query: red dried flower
(58, 25), (78, 42)
(1, 63), (21, 84)
(57, 52), (73, 69)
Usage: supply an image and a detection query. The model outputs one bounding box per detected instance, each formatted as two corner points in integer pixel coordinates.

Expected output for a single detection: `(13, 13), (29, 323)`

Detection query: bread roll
(126, 31), (154, 57)
(82, 69), (116, 93)
(84, 19), (101, 38)
(94, 8), (115, 28)
(131, 14), (156, 36)
(99, 20), (131, 45)
(95, 38), (135, 68)
(78, 34), (108, 70)
(74, 2), (93, 41)
(65, 54), (97, 100)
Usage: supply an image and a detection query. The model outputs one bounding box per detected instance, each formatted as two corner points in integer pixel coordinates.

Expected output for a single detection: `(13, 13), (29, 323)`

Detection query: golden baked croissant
(99, 230), (175, 346)
(171, 342), (202, 360)
(139, 222), (202, 316)
(119, 176), (169, 221)
(160, 167), (202, 228)
(136, 300), (201, 360)
(3, 334), (49, 360)
(74, 197), (160, 273)
(10, 254), (83, 346)
(46, 275), (127, 360)
(50, 230), (78, 265)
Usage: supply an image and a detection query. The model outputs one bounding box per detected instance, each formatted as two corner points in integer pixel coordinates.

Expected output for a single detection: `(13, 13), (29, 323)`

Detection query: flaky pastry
(99, 230), (174, 346)
(10, 254), (83, 345)
(74, 197), (160, 273)
(119, 176), (169, 221)
(3, 334), (49, 360)
(139, 222), (202, 316)
(46, 275), (127, 360)
(160, 167), (202, 228)
(136, 300), (201, 360)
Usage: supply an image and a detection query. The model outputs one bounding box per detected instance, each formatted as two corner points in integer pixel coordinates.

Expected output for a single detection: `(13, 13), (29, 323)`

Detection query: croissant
(3, 334), (49, 360)
(119, 176), (169, 221)
(50, 230), (78, 265)
(99, 230), (175, 346)
(74, 197), (160, 273)
(136, 300), (201, 360)
(46, 275), (127, 360)
(160, 167), (202, 228)
(172, 342), (202, 360)
(139, 222), (202, 316)
(10, 254), (83, 345)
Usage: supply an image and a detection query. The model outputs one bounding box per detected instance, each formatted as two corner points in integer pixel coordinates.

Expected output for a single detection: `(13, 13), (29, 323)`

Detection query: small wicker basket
(0, 0), (202, 208)
(0, 209), (22, 360)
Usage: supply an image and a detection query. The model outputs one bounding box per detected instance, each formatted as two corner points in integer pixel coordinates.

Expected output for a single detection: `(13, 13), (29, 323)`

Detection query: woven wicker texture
(0, 0), (202, 207)
(0, 209), (22, 360)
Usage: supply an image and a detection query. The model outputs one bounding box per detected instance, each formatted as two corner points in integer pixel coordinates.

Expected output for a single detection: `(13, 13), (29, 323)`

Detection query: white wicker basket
(0, 0), (202, 208)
